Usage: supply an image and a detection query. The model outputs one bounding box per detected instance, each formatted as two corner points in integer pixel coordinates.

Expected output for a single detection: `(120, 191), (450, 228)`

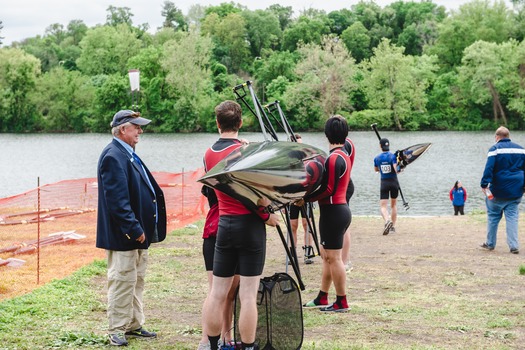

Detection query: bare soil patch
(86, 214), (525, 349)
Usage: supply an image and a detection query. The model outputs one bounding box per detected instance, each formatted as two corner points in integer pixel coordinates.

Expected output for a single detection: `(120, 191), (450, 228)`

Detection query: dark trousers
(453, 205), (464, 215)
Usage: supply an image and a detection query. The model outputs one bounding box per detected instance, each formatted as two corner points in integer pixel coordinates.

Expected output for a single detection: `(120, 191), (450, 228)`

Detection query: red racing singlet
(305, 147), (351, 205)
(204, 138), (270, 221)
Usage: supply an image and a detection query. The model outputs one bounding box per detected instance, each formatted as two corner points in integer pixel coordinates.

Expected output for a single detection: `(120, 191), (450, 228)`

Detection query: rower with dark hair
(374, 137), (399, 235)
(300, 115), (352, 312)
(449, 180), (467, 215)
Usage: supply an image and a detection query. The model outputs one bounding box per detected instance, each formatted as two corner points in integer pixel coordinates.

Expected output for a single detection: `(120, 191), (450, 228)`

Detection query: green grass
(0, 260), (108, 349)
(1, 216), (525, 349)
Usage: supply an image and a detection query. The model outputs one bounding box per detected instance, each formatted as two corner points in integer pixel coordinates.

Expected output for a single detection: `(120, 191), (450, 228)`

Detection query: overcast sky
(1, 0), (514, 46)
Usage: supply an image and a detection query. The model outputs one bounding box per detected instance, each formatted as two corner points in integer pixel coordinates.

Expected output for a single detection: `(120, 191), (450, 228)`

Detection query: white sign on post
(128, 69), (140, 92)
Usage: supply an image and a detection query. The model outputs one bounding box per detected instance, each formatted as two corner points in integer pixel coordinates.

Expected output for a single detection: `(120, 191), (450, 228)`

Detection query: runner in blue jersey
(373, 138), (399, 235)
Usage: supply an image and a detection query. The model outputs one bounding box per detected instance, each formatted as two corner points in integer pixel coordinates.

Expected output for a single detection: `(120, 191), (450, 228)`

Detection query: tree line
(1, 0), (525, 133)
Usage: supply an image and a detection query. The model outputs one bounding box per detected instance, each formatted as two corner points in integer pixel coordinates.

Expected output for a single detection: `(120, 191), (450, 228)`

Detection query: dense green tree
(152, 27), (185, 46)
(161, 1), (187, 30)
(254, 50), (297, 87)
(267, 4), (294, 31)
(458, 40), (516, 126)
(341, 21), (372, 62)
(507, 39), (525, 117)
(284, 36), (357, 129)
(0, 21), (3, 46)
(328, 9), (353, 35)
(90, 74), (130, 131)
(205, 2), (244, 17)
(76, 24), (142, 75)
(360, 38), (438, 130)
(201, 12), (250, 73)
(128, 46), (164, 81)
(265, 75), (290, 102)
(106, 6), (134, 27)
(425, 71), (462, 129)
(127, 46), (170, 124)
(242, 9), (281, 58)
(20, 36), (61, 72)
(19, 20), (88, 72)
(161, 31), (218, 131)
(281, 15), (332, 52)
(427, 0), (512, 70)
(66, 20), (88, 45)
(2, 1), (525, 133)
(0, 48), (41, 131)
(384, 0), (446, 39)
(31, 67), (95, 131)
(348, 1), (383, 30)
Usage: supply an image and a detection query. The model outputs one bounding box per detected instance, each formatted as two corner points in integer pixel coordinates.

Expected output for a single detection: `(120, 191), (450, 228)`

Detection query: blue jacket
(480, 138), (525, 199)
(450, 187), (467, 206)
(96, 139), (167, 251)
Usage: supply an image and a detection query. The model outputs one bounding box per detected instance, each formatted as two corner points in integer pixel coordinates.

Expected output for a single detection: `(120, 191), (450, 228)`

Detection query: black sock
(314, 290), (328, 304)
(242, 342), (257, 350)
(208, 335), (220, 350)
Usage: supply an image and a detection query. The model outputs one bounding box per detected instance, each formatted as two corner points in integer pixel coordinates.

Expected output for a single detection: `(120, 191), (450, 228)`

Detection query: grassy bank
(1, 215), (524, 349)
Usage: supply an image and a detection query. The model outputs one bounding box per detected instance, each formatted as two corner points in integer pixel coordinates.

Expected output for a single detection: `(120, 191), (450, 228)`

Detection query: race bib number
(381, 164), (392, 173)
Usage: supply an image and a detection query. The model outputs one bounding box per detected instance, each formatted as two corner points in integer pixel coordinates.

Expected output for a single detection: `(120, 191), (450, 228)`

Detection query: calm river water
(2, 131), (524, 216)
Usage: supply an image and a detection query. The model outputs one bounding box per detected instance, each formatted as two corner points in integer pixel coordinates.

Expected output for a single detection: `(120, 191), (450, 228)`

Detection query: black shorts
(318, 204), (351, 249)
(289, 203), (313, 220)
(202, 236), (216, 271)
(380, 178), (399, 200)
(213, 214), (266, 278)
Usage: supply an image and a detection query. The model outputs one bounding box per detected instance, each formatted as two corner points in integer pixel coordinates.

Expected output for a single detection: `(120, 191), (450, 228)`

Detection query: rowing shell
(198, 141), (327, 212)
(396, 143), (432, 171)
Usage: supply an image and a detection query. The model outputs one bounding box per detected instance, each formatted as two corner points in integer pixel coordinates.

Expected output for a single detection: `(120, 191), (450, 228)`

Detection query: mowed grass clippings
(1, 215), (525, 349)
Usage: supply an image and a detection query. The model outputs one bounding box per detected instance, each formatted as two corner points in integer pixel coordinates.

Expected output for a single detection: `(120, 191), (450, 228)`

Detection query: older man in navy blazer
(96, 110), (167, 346)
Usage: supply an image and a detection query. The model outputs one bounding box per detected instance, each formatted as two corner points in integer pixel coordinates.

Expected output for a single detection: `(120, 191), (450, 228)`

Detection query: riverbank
(1, 215), (524, 349)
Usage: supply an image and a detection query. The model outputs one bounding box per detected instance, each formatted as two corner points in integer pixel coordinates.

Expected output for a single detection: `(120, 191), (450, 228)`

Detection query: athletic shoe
(390, 226), (396, 234)
(480, 243), (494, 251)
(345, 261), (353, 272)
(510, 248), (519, 254)
(108, 333), (128, 346)
(383, 220), (393, 235)
(125, 327), (157, 339)
(320, 303), (349, 313)
(304, 257), (314, 264)
(303, 299), (328, 308)
(198, 341), (211, 350)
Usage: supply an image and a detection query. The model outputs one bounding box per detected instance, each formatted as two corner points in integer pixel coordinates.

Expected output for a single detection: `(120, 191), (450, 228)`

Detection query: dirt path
(125, 214), (525, 349)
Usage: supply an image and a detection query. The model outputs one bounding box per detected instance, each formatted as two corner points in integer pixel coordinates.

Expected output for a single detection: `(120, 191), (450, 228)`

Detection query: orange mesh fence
(0, 169), (206, 301)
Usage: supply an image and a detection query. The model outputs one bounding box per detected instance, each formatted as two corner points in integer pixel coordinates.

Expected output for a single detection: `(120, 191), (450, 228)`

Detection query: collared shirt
(114, 137), (158, 223)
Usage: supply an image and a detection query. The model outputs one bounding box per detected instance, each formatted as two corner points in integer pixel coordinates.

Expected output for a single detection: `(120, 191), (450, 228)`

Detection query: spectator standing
(449, 180), (467, 215)
(96, 110), (167, 346)
(480, 126), (525, 254)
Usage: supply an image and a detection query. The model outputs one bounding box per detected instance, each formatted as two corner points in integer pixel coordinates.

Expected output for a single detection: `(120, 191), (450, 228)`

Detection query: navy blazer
(96, 139), (167, 251)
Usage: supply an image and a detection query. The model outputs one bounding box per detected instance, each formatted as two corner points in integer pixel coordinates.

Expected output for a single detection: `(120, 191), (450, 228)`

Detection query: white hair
(111, 122), (132, 136)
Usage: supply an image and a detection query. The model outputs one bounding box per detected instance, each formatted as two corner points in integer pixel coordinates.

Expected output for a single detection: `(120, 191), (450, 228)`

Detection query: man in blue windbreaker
(480, 126), (525, 254)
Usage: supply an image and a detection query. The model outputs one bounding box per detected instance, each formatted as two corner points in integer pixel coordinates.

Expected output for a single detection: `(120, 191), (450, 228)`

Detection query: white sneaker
(197, 341), (211, 350)
(345, 261), (353, 272)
